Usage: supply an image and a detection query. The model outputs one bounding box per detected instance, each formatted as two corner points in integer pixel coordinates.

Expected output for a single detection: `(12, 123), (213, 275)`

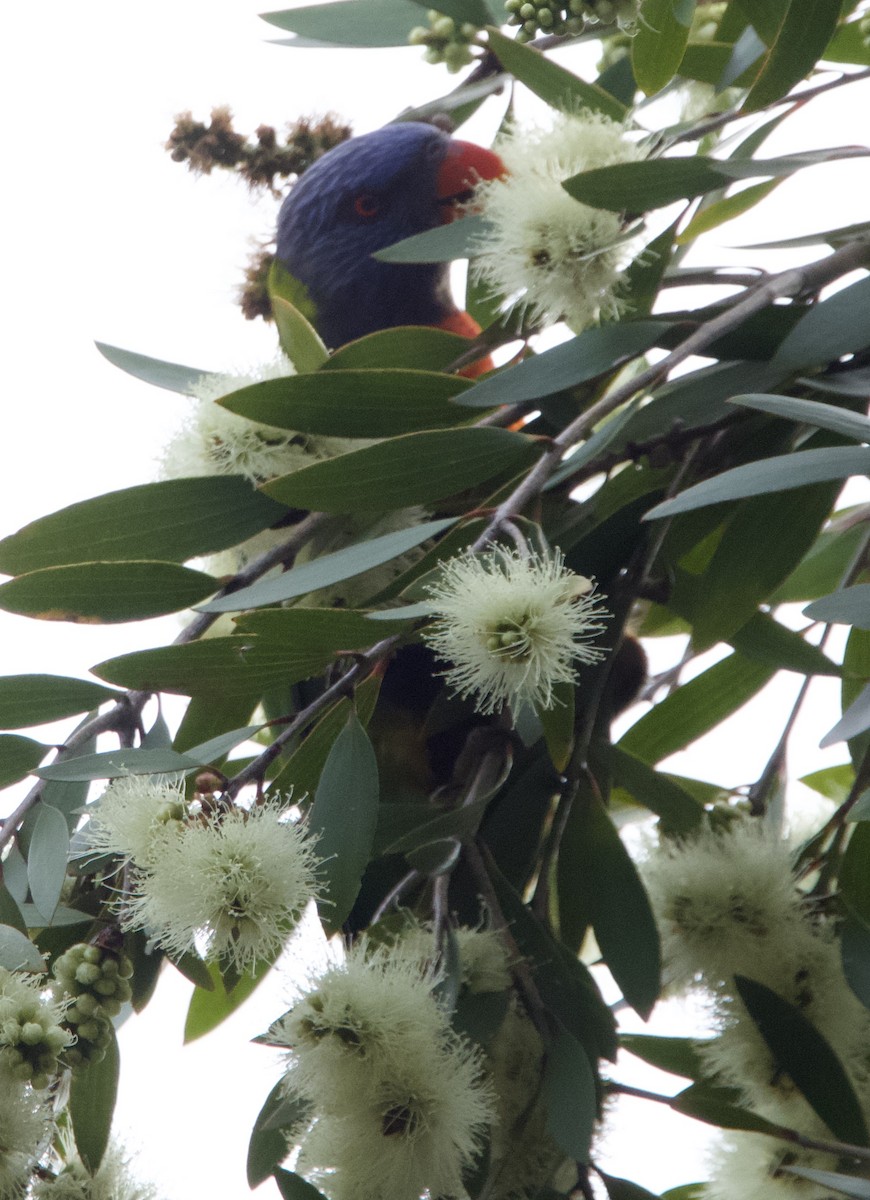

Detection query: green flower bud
(20, 1022), (45, 1046)
(75, 962), (102, 986)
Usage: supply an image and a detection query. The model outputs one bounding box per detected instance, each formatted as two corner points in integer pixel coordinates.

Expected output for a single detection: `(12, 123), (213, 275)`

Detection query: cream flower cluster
(88, 781), (318, 973)
(0, 1080), (53, 1200)
(272, 938), (493, 1200)
(33, 1140), (158, 1200)
(472, 111), (647, 332)
(644, 817), (870, 1199)
(422, 545), (609, 715)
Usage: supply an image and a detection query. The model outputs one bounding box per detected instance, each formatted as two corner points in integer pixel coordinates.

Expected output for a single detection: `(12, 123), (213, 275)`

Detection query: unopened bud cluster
(408, 11), (480, 72)
(505, 0), (637, 41)
(0, 967), (70, 1089)
(52, 943), (133, 1068)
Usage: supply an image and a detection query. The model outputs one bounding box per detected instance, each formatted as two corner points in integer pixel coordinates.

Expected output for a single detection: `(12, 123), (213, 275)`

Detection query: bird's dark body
(276, 122), (456, 348)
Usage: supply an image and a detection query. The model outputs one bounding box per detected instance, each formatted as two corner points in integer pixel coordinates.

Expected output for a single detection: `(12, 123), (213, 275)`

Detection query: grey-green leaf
(27, 804), (70, 922)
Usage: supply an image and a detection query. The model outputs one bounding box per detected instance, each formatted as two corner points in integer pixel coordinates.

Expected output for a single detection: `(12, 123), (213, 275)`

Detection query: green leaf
(542, 1031), (597, 1162)
(806, 585), (870, 629)
(38, 747), (202, 781)
(598, 1169), (662, 1200)
(841, 912), (870, 1009)
(219, 368), (474, 436)
(27, 804), (69, 922)
(670, 1082), (784, 1135)
(537, 684), (574, 773)
(324, 326), (473, 372)
(735, 974), (869, 1144)
(729, 611), (840, 677)
(0, 924), (46, 971)
(0, 675), (118, 730)
(0, 886), (26, 936)
(676, 179), (782, 244)
(609, 745), (704, 832)
(632, 0), (694, 94)
(824, 17), (870, 66)
(201, 517), (455, 613)
(839, 821), (870, 926)
(184, 959), (272, 1042)
(309, 712), (379, 929)
(773, 520), (868, 604)
(372, 213), (489, 264)
(261, 428), (538, 513)
(382, 796), (491, 856)
(408, 0), (497, 29)
(773, 275), (870, 371)
(273, 1168), (329, 1200)
(248, 1081), (308, 1187)
(560, 793), (661, 1018)
(731, 0), (789, 43)
(261, 0), (424, 45)
(69, 1026), (120, 1171)
(0, 477), (287, 573)
(619, 653), (774, 763)
(822, 682), (870, 749)
(0, 561), (217, 623)
(563, 148), (869, 213)
(620, 1033), (710, 1080)
(95, 342), (206, 394)
(486, 27), (627, 120)
(800, 762), (854, 805)
(268, 263), (328, 373)
(780, 1167), (870, 1200)
(646, 447), (870, 519)
(730, 393), (870, 442)
(457, 322), (670, 409)
(270, 682), (380, 798)
(742, 0), (841, 112)
(0, 734), (46, 787)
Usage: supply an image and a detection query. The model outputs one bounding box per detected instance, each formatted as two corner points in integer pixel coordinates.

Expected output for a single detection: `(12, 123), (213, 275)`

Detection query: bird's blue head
(275, 122), (503, 349)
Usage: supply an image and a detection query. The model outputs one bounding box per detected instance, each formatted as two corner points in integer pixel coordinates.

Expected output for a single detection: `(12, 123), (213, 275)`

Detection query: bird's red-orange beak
(437, 139), (506, 223)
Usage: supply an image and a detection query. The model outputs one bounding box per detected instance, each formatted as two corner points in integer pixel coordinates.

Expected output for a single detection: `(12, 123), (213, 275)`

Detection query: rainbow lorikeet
(275, 121), (504, 370)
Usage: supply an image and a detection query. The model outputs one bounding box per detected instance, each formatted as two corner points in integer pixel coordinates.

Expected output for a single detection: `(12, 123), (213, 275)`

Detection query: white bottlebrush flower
(0, 1081), (53, 1199)
(274, 941), (446, 1108)
(160, 355), (341, 484)
(396, 923), (513, 995)
(705, 1131), (846, 1200)
(297, 1035), (492, 1200)
(121, 800), (318, 972)
(422, 545), (609, 715)
(471, 110), (647, 331)
(0, 967), (71, 1088)
(86, 776), (187, 869)
(34, 1139), (158, 1200)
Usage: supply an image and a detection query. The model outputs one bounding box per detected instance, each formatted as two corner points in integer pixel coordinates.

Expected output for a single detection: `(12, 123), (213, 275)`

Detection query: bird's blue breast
(276, 123), (455, 348)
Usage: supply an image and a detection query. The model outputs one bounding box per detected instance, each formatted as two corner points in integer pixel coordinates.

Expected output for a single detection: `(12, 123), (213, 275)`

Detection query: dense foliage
(2, 2), (870, 1198)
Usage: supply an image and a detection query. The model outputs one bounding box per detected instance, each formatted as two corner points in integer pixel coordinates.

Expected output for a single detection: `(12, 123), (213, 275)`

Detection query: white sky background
(2, 2), (870, 1197)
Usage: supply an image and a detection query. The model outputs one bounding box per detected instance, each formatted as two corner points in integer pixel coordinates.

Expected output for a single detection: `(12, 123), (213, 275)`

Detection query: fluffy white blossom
(472, 111), (647, 331)
(34, 1139), (158, 1200)
(121, 800), (318, 972)
(422, 546), (609, 715)
(0, 1082), (53, 1199)
(705, 1132), (845, 1200)
(160, 356), (344, 483)
(0, 967), (71, 1088)
(86, 776), (187, 869)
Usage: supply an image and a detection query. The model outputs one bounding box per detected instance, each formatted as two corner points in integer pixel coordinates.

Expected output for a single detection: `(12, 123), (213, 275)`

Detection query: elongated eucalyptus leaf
(372, 214), (489, 264)
(0, 561), (217, 623)
(729, 611), (840, 677)
(742, 0), (841, 112)
(646, 447), (870, 519)
(735, 974), (870, 1145)
(559, 793), (661, 1017)
(619, 653), (774, 763)
(670, 1082), (783, 1135)
(248, 1082), (310, 1187)
(632, 0), (693, 94)
(542, 1032), (597, 1161)
(260, 428), (537, 513)
(261, 0), (423, 45)
(806, 586), (870, 629)
(0, 734), (47, 787)
(219, 368), (474, 436)
(598, 1169), (662, 1200)
(458, 321), (669, 408)
(324, 326), (472, 371)
(95, 342), (207, 394)
(609, 746), (704, 832)
(676, 179), (782, 243)
(0, 675), (118, 730)
(620, 1033), (710, 1080)
(408, 0), (497, 28)
(274, 1169), (329, 1200)
(773, 275), (870, 371)
(0, 924), (45, 971)
(730, 393), (870, 442)
(38, 747), (203, 782)
(70, 1026), (120, 1171)
(486, 27), (627, 119)
(841, 912), (870, 1010)
(0, 477), (287, 573)
(780, 1167), (870, 1200)
(202, 517), (455, 613)
(838, 822), (870, 926)
(27, 804), (70, 922)
(184, 959), (272, 1042)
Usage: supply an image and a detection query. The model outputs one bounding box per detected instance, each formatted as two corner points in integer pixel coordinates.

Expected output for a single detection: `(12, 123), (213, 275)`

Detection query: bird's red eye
(353, 193), (380, 220)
